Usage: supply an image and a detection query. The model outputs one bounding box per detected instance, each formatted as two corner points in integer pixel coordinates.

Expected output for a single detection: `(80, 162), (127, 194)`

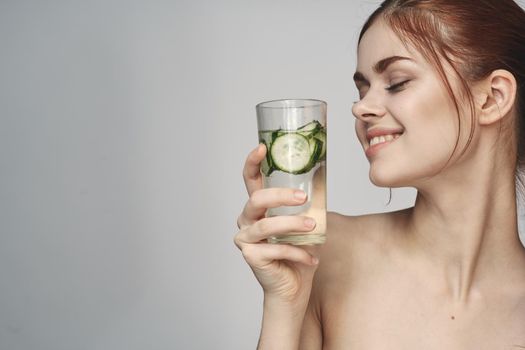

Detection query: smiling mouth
(368, 132), (403, 147)
(365, 132), (403, 157)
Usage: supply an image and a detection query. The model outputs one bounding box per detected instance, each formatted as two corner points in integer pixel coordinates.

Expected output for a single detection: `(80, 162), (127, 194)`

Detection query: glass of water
(256, 99), (327, 245)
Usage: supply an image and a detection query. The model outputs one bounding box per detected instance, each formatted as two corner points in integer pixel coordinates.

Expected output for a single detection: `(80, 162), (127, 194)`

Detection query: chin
(368, 166), (408, 188)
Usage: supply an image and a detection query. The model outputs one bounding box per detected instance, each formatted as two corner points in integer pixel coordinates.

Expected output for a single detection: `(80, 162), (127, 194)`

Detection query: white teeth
(369, 133), (401, 146)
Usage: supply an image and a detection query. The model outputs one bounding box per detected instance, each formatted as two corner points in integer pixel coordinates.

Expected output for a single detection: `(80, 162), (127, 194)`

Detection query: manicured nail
(304, 218), (316, 228)
(294, 190), (306, 201)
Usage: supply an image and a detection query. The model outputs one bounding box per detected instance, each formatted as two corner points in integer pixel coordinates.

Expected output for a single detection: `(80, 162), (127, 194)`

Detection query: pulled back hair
(359, 0), (525, 201)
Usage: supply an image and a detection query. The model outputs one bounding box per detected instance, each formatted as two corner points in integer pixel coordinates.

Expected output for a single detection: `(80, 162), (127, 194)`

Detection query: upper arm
(297, 211), (366, 350)
(297, 211), (395, 349)
(298, 296), (323, 350)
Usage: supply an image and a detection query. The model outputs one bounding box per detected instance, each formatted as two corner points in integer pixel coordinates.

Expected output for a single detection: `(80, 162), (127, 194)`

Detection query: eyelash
(355, 79), (410, 100)
(385, 80), (410, 92)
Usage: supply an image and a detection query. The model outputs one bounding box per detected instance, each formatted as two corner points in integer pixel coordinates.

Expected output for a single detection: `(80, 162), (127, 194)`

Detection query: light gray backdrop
(1, 1), (525, 349)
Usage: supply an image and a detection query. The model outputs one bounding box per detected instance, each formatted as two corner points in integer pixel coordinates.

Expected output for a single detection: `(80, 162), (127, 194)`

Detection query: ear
(475, 69), (517, 126)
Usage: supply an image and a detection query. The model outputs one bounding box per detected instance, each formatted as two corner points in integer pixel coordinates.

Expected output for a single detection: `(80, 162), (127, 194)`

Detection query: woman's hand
(234, 144), (320, 305)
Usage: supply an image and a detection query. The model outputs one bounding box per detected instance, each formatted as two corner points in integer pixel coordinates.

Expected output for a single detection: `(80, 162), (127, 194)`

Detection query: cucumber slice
(258, 131), (276, 176)
(304, 137), (322, 172)
(298, 120), (320, 133)
(313, 130), (326, 161)
(259, 141), (274, 176)
(298, 121), (321, 138)
(258, 130), (273, 144)
(270, 133), (311, 174)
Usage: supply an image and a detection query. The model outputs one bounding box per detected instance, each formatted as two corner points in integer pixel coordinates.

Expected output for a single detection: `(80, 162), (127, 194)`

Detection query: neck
(402, 143), (525, 304)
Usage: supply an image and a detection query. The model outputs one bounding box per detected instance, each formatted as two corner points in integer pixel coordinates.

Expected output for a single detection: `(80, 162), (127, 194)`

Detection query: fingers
(237, 187), (307, 228)
(234, 215), (316, 246)
(243, 144), (266, 196)
(236, 145), (319, 268)
(241, 243), (319, 267)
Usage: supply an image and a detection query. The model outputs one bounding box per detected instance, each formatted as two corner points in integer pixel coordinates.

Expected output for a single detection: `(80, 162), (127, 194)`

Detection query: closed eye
(385, 80), (410, 92)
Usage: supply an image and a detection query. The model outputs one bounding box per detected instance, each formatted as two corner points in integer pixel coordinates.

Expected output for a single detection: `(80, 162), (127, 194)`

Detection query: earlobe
(477, 69), (517, 126)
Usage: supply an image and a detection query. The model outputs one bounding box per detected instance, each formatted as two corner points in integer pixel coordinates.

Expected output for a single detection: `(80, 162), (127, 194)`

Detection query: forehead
(357, 18), (417, 71)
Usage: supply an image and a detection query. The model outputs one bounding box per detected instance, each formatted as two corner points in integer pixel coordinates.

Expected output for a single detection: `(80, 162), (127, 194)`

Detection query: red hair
(359, 0), (525, 194)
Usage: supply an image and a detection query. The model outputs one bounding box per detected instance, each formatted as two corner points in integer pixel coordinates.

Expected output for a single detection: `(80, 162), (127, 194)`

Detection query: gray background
(1, 1), (524, 349)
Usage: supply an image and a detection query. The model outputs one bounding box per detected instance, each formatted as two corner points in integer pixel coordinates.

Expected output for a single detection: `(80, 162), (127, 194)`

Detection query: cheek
(391, 83), (459, 147)
(400, 114), (458, 168)
(405, 128), (456, 159)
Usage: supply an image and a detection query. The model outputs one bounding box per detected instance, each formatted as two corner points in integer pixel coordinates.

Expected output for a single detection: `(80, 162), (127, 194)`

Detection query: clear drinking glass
(256, 99), (327, 245)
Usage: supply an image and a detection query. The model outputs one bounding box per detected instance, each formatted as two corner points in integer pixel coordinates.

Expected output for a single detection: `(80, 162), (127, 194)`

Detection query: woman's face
(352, 19), (471, 188)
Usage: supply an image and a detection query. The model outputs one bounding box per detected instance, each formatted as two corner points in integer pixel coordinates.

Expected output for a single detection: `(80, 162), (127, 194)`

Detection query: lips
(366, 127), (404, 142)
(364, 127), (404, 158)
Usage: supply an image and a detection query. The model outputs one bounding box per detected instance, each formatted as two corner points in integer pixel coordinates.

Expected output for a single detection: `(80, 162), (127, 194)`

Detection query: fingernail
(311, 257), (319, 265)
(304, 218), (316, 228)
(294, 190), (306, 201)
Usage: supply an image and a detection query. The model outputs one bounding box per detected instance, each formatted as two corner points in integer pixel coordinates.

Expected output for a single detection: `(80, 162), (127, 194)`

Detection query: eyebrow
(353, 55), (414, 83)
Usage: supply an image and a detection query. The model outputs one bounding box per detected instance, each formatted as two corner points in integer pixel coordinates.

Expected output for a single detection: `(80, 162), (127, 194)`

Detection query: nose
(351, 93), (387, 121)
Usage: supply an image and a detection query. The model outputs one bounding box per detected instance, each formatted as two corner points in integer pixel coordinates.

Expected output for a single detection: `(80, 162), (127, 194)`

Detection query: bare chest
(320, 284), (525, 350)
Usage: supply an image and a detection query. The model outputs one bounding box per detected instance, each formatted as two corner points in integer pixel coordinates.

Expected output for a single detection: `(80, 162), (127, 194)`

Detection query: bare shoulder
(321, 209), (410, 261)
(312, 209), (411, 294)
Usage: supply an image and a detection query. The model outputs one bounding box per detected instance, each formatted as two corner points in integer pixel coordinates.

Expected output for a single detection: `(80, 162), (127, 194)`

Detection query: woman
(234, 0), (525, 348)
